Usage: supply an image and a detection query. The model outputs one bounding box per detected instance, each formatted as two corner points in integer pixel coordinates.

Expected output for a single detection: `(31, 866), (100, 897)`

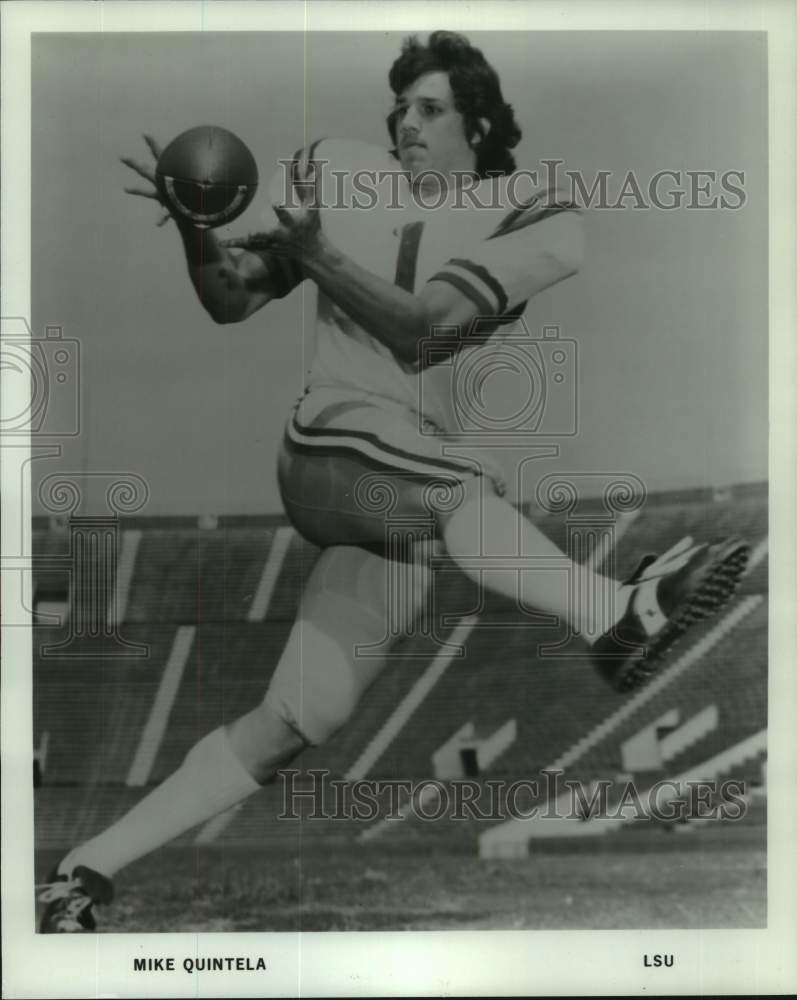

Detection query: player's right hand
(121, 134), (172, 227)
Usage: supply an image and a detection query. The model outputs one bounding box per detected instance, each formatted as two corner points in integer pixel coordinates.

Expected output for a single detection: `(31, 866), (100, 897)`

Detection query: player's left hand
(221, 165), (321, 261)
(220, 209), (320, 261)
(222, 146), (324, 259)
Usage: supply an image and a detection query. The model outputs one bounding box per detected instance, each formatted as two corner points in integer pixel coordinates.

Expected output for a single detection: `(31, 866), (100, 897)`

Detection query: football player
(39, 31), (748, 932)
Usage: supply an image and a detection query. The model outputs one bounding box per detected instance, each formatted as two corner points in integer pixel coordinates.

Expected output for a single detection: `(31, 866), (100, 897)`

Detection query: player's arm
(297, 234), (479, 363)
(302, 210), (582, 362)
(177, 224), (299, 324)
(122, 134), (296, 324)
(422, 207), (586, 330)
(224, 203), (583, 362)
(226, 221), (454, 359)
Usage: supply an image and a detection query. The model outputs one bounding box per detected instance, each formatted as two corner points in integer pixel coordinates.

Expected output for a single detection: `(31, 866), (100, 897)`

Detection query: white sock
(445, 493), (632, 640)
(581, 581), (633, 645)
(59, 727), (261, 878)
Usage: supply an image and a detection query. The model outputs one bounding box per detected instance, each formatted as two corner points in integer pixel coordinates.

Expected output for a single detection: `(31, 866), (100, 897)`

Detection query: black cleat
(593, 535), (750, 692)
(37, 864), (114, 933)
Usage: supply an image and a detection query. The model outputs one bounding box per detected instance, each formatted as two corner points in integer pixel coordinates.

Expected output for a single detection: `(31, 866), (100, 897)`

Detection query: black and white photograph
(2, 1), (795, 996)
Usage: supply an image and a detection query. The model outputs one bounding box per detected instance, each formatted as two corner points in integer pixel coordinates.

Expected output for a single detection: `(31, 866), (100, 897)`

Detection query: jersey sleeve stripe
(447, 258), (509, 315)
(490, 195), (539, 239)
(490, 188), (580, 239)
(494, 204), (576, 238)
(429, 257), (510, 315)
(427, 269), (497, 318)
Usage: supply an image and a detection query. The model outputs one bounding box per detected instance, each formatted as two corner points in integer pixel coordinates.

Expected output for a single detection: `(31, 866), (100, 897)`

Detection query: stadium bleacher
(32, 481), (768, 850)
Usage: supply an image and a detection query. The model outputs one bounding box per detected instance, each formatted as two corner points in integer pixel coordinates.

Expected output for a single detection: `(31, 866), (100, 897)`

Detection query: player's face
(392, 71), (476, 184)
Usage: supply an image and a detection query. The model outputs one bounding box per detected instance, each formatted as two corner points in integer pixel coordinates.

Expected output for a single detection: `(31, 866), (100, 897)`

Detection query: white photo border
(2, 1), (795, 996)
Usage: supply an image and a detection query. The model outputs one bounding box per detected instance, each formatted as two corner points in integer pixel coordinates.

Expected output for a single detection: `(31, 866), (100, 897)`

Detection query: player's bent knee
(225, 700), (307, 783)
(261, 545), (423, 747)
(436, 474), (495, 538)
(263, 673), (361, 747)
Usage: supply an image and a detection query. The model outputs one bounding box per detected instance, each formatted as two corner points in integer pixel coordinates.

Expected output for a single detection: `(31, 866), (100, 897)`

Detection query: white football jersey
(268, 138), (583, 435)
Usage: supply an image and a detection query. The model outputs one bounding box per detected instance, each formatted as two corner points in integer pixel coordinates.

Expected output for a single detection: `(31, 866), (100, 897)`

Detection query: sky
(30, 30), (767, 515)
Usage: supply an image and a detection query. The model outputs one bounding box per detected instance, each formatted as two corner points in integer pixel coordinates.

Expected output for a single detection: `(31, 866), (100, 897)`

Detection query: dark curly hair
(386, 31), (522, 177)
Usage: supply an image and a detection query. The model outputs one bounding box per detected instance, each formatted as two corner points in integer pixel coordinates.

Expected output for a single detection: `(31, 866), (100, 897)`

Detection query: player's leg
(283, 390), (630, 638)
(440, 474), (749, 689)
(283, 386), (749, 688)
(50, 716), (294, 884)
(38, 542), (429, 931)
(37, 719), (275, 931)
(46, 567), (369, 883)
(440, 475), (628, 639)
(250, 541), (431, 752)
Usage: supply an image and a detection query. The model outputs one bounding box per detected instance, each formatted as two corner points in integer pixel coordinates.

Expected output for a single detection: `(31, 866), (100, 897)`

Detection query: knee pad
(264, 616), (388, 746)
(263, 544), (435, 745)
(262, 550), (389, 746)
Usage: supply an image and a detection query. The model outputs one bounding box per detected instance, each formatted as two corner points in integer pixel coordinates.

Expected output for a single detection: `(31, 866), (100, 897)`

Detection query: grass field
(36, 822), (765, 933)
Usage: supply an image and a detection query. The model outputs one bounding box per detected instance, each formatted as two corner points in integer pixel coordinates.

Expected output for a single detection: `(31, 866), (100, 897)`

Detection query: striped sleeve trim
(428, 270), (495, 317)
(448, 259), (508, 315)
(428, 259), (509, 317)
(490, 187), (580, 240)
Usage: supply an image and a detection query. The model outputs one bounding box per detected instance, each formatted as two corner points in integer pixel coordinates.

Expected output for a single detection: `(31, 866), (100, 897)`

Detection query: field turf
(36, 822), (765, 932)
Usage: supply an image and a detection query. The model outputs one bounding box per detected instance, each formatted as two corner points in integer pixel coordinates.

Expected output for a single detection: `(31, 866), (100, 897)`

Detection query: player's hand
(221, 154), (321, 259)
(219, 220), (318, 261)
(121, 134), (172, 227)
(220, 202), (321, 260)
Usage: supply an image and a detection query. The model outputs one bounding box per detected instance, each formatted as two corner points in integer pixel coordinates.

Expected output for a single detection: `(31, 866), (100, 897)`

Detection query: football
(155, 125), (258, 229)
